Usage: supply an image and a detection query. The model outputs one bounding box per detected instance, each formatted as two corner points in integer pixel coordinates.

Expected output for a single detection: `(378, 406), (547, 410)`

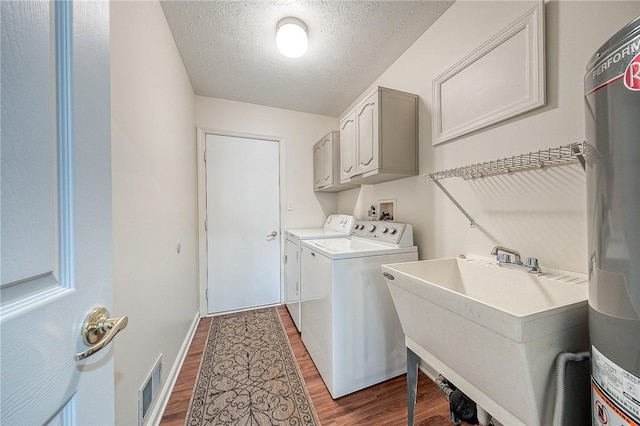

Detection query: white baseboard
(149, 311), (201, 426)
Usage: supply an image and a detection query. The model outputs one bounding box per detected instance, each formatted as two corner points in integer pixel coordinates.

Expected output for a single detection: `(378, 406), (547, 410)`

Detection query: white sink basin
(382, 256), (589, 426)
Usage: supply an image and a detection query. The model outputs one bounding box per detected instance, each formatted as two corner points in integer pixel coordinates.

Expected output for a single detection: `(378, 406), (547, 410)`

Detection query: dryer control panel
(324, 214), (355, 232)
(351, 220), (414, 246)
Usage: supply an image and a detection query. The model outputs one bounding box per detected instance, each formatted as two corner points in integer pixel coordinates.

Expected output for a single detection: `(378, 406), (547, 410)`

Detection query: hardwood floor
(160, 306), (450, 425)
(160, 315), (213, 425)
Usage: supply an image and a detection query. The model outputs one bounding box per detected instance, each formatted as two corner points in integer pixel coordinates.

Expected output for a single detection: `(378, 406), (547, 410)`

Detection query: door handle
(266, 231), (278, 238)
(75, 307), (128, 361)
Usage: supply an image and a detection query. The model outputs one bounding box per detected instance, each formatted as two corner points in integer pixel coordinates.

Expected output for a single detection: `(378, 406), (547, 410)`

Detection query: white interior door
(1, 1), (117, 424)
(205, 134), (281, 313)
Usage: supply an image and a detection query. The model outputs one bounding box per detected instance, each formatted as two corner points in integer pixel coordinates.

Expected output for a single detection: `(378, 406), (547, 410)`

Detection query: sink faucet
(491, 246), (522, 264)
(490, 246), (542, 274)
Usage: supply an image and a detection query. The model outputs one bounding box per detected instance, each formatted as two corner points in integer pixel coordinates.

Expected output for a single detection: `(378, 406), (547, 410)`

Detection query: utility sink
(382, 256), (589, 426)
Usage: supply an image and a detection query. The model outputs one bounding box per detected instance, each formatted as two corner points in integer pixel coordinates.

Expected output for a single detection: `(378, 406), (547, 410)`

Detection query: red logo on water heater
(624, 52), (640, 91)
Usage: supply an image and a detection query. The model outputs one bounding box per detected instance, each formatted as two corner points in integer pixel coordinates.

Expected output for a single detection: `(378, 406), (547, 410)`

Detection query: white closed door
(205, 134), (281, 313)
(1, 1), (117, 425)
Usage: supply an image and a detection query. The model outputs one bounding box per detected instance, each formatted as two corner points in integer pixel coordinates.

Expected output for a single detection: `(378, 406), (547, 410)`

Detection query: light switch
(287, 200), (293, 211)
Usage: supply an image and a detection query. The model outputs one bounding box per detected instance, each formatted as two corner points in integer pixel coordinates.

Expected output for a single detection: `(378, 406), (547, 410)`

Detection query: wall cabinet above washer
(313, 131), (359, 192)
(340, 87), (419, 185)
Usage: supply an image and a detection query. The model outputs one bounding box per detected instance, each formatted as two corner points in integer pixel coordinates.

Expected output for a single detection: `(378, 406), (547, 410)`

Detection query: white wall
(111, 1), (198, 424)
(195, 96), (339, 228)
(338, 1), (640, 273)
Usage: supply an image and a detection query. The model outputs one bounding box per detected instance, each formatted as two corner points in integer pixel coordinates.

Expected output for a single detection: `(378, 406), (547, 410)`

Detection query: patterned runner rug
(185, 307), (319, 425)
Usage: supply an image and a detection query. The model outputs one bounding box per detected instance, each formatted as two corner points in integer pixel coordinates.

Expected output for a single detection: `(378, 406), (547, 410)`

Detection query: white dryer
(300, 220), (418, 399)
(285, 214), (354, 331)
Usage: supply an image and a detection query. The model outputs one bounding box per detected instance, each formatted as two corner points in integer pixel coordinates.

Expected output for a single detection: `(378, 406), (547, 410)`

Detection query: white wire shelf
(426, 142), (586, 181)
(425, 142), (588, 227)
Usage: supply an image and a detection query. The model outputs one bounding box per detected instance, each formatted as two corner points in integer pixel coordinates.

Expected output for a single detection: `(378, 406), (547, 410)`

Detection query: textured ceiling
(160, 1), (454, 117)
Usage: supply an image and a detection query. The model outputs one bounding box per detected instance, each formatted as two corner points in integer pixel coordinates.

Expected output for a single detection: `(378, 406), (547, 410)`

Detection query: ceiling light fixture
(276, 17), (308, 58)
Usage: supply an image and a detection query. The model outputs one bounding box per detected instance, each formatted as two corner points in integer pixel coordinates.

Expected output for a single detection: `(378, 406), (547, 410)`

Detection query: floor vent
(138, 354), (163, 426)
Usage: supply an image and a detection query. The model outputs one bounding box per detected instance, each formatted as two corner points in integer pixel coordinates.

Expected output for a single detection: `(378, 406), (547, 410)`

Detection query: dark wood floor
(160, 306), (450, 425)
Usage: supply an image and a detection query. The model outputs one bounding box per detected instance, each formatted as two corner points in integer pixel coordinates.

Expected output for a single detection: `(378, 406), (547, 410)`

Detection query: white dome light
(276, 17), (308, 58)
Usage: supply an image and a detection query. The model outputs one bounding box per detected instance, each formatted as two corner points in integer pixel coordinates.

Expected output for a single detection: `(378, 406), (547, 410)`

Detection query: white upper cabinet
(321, 134), (333, 186)
(313, 130), (359, 192)
(339, 111), (356, 182)
(340, 87), (419, 185)
(313, 142), (323, 189)
(356, 91), (379, 175)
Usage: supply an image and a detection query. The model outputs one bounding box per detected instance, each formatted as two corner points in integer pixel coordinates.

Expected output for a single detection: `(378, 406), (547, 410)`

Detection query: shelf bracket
(573, 143), (586, 171)
(431, 178), (476, 228)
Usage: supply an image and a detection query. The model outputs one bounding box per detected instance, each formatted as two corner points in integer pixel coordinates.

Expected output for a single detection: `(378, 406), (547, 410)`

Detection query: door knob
(75, 307), (128, 361)
(267, 231), (278, 238)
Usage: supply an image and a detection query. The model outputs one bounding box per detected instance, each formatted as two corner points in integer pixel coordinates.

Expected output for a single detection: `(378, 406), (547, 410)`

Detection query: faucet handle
(490, 246), (499, 255)
(525, 257), (542, 273)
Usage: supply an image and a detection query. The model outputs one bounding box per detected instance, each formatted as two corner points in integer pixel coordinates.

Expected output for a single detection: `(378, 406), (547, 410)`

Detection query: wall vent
(138, 354), (163, 426)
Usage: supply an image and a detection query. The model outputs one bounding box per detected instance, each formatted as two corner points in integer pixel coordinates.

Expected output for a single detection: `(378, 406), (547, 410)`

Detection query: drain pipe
(553, 351), (590, 426)
(436, 375), (484, 425)
(436, 374), (455, 399)
(476, 407), (490, 426)
(435, 375), (461, 425)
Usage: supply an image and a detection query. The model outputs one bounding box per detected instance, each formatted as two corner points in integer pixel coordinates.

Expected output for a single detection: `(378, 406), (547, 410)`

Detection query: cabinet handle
(358, 102), (376, 117)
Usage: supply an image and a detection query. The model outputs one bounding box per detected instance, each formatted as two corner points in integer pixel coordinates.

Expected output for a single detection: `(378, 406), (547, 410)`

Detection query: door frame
(195, 127), (287, 317)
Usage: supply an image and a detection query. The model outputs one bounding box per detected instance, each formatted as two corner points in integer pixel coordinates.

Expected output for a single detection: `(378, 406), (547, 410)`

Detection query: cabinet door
(300, 247), (333, 388)
(313, 142), (323, 189)
(356, 91), (379, 175)
(285, 239), (300, 330)
(321, 135), (333, 186)
(285, 240), (299, 302)
(339, 112), (356, 181)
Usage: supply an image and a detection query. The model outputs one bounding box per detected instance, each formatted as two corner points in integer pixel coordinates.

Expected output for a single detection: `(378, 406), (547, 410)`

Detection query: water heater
(585, 16), (640, 426)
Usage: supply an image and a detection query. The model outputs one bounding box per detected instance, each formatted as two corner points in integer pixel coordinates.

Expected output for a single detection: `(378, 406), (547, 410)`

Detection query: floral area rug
(185, 307), (319, 426)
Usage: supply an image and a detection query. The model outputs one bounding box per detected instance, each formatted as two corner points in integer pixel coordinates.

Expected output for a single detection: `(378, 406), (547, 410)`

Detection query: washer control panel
(351, 220), (413, 246)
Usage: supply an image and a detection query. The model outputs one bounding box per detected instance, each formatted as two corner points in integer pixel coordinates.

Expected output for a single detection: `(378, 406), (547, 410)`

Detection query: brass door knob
(75, 307), (128, 361)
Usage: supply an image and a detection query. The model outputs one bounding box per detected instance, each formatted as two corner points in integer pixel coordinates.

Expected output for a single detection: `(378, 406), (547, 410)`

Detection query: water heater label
(586, 34), (640, 94)
(592, 345), (640, 423)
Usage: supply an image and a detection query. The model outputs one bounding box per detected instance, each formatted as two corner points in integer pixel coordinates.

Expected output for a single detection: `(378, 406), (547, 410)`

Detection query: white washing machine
(285, 214), (354, 331)
(300, 220), (418, 399)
